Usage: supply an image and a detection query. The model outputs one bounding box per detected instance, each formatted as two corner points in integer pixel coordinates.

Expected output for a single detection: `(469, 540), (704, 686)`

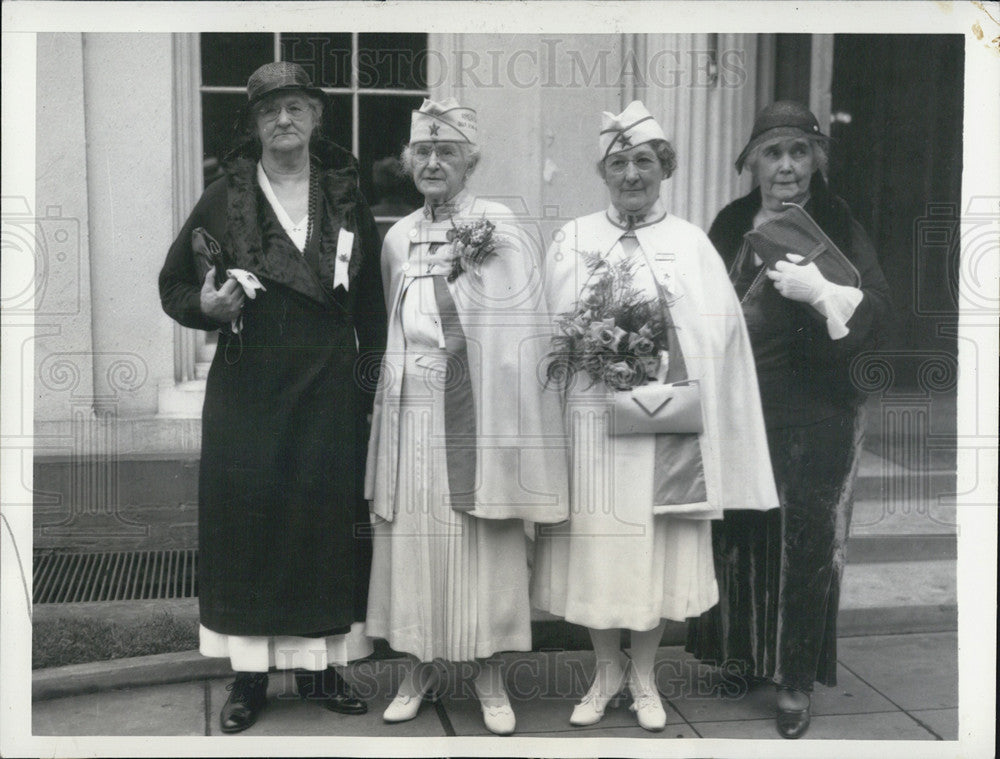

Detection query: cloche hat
(735, 100), (830, 173)
(246, 61), (326, 105)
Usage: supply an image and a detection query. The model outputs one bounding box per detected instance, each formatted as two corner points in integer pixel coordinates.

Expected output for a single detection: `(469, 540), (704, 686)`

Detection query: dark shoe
(775, 686), (811, 739)
(220, 673), (268, 734)
(296, 668), (368, 715)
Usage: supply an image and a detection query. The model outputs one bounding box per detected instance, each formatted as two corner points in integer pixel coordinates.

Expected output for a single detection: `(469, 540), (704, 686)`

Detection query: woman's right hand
(200, 269), (245, 323)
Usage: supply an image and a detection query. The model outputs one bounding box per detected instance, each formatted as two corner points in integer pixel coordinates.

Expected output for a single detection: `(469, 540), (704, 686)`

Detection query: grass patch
(33, 610), (198, 670)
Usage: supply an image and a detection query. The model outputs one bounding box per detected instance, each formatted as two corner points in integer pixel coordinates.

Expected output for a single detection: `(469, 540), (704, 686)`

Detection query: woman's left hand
(766, 253), (831, 304)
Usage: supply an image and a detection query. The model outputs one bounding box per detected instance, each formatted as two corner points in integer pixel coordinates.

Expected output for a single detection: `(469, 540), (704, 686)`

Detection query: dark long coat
(159, 140), (386, 637)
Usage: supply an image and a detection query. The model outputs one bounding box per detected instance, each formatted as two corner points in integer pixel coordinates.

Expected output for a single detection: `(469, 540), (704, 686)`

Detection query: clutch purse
(743, 202), (861, 288)
(611, 379), (704, 436)
(191, 227), (227, 289)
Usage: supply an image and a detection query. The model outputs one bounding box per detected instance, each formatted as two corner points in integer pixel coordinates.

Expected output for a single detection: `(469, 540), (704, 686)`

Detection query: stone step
(853, 453), (956, 504)
(847, 534), (955, 563)
(850, 498), (956, 536)
(841, 559), (955, 610)
(156, 379), (207, 419)
(836, 558), (957, 635)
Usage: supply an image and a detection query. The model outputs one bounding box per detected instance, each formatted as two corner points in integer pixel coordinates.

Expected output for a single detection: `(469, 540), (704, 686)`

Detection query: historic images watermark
(283, 37), (750, 91)
(270, 652), (751, 703)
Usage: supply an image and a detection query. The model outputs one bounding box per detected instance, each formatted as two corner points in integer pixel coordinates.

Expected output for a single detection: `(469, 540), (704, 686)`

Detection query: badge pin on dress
(653, 252), (677, 293)
(335, 229), (355, 290)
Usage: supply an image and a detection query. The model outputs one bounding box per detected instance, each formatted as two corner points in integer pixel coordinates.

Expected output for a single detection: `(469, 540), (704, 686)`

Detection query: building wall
(35, 33), (176, 428)
(431, 33), (759, 244)
(33, 32), (764, 454)
(34, 33), (95, 420)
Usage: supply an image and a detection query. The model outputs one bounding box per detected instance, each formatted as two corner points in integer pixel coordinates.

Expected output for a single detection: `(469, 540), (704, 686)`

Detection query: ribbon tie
(625, 213), (645, 230)
(619, 232), (640, 256)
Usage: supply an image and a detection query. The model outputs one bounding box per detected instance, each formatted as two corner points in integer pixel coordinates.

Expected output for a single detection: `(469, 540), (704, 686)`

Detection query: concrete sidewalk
(32, 631), (957, 741)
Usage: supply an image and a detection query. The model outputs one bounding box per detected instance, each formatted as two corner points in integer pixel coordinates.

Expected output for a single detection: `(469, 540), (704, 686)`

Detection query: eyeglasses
(255, 101), (310, 123)
(604, 154), (660, 176)
(411, 144), (463, 164)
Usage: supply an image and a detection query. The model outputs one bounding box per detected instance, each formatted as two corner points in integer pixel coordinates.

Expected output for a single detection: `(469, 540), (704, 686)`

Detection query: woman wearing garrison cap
(364, 98), (569, 735)
(685, 101), (891, 738)
(159, 62), (386, 732)
(531, 101), (778, 732)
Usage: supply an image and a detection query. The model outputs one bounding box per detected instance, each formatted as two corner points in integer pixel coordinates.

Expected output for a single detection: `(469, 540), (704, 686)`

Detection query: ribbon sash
(646, 251), (708, 509)
(431, 275), (478, 512)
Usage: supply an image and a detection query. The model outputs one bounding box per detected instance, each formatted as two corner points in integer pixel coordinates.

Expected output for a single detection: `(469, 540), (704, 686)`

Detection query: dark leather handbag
(743, 201), (861, 287)
(191, 227), (227, 289)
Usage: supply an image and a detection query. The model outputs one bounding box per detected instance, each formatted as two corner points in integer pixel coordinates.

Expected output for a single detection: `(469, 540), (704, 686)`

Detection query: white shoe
(569, 664), (627, 726)
(382, 671), (438, 723)
(479, 691), (516, 736)
(382, 691), (427, 723)
(627, 666), (667, 732)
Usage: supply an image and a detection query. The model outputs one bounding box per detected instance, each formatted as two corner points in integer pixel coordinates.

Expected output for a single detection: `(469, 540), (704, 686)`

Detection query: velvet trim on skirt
(686, 409), (864, 691)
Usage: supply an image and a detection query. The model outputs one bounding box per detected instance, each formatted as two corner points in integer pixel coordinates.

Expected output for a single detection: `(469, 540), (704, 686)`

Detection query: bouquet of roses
(446, 218), (498, 282)
(546, 252), (669, 391)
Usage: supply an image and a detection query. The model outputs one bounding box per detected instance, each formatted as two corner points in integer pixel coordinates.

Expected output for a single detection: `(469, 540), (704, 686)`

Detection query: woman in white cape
(531, 101), (778, 731)
(364, 98), (569, 735)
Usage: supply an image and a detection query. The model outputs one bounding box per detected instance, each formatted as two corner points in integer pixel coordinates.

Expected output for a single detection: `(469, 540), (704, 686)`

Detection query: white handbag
(611, 379), (704, 436)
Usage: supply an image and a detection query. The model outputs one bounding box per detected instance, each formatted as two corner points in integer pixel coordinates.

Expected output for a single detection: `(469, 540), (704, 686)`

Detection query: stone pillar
(34, 33), (96, 425)
(643, 33), (760, 232)
(82, 33), (175, 417)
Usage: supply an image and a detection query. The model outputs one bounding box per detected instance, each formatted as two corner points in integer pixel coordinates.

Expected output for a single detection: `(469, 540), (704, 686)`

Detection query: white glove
(766, 253), (862, 339)
(767, 253), (830, 303)
(225, 268), (266, 334)
(226, 268), (266, 299)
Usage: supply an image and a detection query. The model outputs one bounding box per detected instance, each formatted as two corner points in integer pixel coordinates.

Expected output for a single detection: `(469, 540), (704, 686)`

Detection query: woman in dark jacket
(686, 101), (891, 739)
(159, 62), (386, 733)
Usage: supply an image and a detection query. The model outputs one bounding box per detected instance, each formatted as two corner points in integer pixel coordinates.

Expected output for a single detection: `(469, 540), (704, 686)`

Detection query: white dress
(363, 214), (534, 663)
(531, 206), (722, 632)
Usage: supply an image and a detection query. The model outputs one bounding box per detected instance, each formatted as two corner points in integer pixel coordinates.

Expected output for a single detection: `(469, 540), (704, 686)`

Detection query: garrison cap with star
(410, 98), (478, 144)
(599, 100), (667, 159)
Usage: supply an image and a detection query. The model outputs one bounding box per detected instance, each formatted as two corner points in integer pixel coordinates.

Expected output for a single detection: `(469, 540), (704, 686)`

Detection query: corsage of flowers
(546, 252), (670, 391)
(446, 218), (498, 282)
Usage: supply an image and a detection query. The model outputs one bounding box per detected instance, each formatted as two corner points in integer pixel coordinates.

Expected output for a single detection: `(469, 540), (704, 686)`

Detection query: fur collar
(221, 140), (363, 305)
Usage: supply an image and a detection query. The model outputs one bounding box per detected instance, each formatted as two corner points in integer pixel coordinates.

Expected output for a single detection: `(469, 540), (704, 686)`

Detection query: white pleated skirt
(365, 348), (533, 662)
(531, 389), (719, 631)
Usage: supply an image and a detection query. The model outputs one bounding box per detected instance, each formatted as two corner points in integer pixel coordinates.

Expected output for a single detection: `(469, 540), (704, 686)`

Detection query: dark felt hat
(226, 62), (332, 160)
(735, 100), (829, 173)
(246, 61), (325, 105)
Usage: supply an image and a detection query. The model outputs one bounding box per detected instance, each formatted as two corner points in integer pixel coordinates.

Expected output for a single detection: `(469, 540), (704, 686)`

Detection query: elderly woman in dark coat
(686, 101), (891, 738)
(159, 62), (386, 733)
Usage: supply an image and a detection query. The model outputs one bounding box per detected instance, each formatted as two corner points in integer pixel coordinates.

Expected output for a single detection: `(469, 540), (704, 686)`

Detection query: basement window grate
(33, 549), (198, 604)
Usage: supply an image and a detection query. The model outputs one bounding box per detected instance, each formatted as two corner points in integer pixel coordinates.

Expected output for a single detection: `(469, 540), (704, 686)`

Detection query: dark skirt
(686, 409), (865, 691)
